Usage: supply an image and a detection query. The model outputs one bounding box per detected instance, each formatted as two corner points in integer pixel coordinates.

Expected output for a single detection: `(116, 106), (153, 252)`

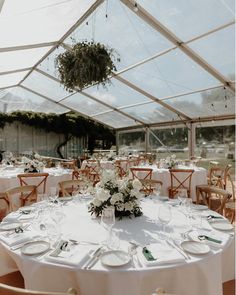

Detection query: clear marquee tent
(0, 0), (235, 154)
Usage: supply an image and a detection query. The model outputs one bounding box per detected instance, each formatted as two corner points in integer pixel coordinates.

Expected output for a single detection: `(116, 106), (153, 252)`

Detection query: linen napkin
(188, 230), (230, 249)
(137, 243), (185, 266)
(3, 211), (35, 222)
(45, 243), (96, 267)
(0, 232), (35, 247)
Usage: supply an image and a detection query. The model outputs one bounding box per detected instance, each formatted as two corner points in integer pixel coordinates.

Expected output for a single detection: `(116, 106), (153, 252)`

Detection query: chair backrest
(130, 167), (153, 180)
(17, 173), (49, 195)
(59, 179), (82, 197)
(0, 283), (77, 295)
(0, 192), (9, 220)
(115, 160), (129, 178)
(169, 169), (194, 198)
(72, 169), (90, 181)
(208, 166), (225, 188)
(139, 179), (163, 196)
(197, 186), (232, 215)
(5, 185), (37, 211)
(60, 160), (76, 170)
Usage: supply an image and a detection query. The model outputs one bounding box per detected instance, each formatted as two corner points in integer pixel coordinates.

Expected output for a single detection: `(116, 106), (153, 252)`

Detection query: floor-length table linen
(0, 198), (234, 295)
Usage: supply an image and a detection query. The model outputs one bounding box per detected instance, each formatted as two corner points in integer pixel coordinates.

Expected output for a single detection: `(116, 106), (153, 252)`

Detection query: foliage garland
(0, 111), (115, 143)
(56, 41), (119, 92)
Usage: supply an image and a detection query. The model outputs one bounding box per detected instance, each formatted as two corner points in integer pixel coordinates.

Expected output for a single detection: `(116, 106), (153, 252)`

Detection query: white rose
(116, 203), (125, 211)
(110, 193), (123, 205)
(92, 198), (102, 207)
(132, 179), (142, 191)
(124, 202), (133, 211)
(96, 188), (110, 202)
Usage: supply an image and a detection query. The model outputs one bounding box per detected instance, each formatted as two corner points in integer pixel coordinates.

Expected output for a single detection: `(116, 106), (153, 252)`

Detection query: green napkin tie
(142, 247), (156, 261)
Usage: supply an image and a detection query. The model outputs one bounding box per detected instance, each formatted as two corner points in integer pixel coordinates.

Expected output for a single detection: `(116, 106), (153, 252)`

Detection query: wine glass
(101, 207), (115, 247)
(49, 187), (58, 204)
(158, 204), (172, 238)
(177, 189), (188, 209)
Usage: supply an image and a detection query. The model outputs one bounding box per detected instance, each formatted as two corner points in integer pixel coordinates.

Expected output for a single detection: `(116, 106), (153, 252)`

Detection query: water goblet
(101, 207), (115, 247)
(158, 204), (172, 239)
(49, 187), (58, 204)
(177, 189), (188, 209)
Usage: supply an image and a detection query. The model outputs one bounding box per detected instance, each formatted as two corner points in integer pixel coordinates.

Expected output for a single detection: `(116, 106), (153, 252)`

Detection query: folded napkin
(3, 211), (35, 222)
(137, 243), (185, 267)
(188, 230), (230, 249)
(45, 244), (96, 267)
(0, 232), (35, 247)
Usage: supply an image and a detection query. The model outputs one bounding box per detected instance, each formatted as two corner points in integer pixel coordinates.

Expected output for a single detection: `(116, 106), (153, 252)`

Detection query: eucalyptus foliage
(56, 41), (119, 92)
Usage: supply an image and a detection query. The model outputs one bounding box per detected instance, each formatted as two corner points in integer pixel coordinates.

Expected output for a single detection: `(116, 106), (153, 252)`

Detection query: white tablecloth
(81, 160), (115, 170)
(0, 167), (72, 194)
(0, 199), (234, 295)
(130, 166), (207, 201)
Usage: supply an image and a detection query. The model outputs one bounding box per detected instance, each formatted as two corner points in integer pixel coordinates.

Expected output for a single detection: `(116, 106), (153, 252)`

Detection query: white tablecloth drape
(0, 199), (234, 295)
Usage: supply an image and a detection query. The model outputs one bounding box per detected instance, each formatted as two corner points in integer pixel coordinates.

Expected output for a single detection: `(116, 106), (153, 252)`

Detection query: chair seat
(225, 201), (235, 210)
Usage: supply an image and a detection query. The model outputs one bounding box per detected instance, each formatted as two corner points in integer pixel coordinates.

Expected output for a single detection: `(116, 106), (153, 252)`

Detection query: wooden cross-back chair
(115, 160), (129, 178)
(59, 180), (82, 197)
(168, 169), (194, 199)
(60, 160), (76, 170)
(0, 283), (77, 295)
(17, 173), (49, 196)
(5, 185), (37, 210)
(130, 167), (153, 194)
(0, 192), (10, 220)
(139, 179), (163, 196)
(84, 160), (101, 184)
(196, 186), (232, 215)
(72, 169), (90, 181)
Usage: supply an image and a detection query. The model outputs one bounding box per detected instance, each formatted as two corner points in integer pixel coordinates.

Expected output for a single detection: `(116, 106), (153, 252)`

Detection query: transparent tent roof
(0, 0), (234, 130)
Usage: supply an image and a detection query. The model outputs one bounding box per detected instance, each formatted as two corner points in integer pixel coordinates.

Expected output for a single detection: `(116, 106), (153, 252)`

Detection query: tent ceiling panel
(188, 25), (235, 80)
(0, 71), (29, 88)
(21, 71), (74, 102)
(0, 0), (96, 47)
(163, 87), (235, 118)
(93, 111), (140, 129)
(65, 0), (173, 71)
(0, 87), (68, 113)
(62, 92), (112, 116)
(120, 102), (179, 124)
(138, 0), (235, 41)
(0, 46), (52, 73)
(120, 48), (221, 100)
(84, 78), (152, 108)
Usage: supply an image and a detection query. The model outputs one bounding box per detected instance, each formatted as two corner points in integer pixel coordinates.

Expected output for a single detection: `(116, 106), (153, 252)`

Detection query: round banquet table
(0, 166), (72, 194)
(0, 198), (234, 295)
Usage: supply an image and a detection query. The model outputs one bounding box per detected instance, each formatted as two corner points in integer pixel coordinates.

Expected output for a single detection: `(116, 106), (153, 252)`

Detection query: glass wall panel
(0, 47), (51, 73)
(121, 102), (179, 123)
(85, 78), (151, 108)
(22, 71), (72, 102)
(163, 87), (235, 118)
(0, 87), (68, 113)
(93, 111), (139, 129)
(149, 126), (188, 160)
(121, 49), (220, 99)
(62, 92), (111, 116)
(118, 130), (145, 154)
(138, 0), (235, 41)
(65, 0), (173, 71)
(0, 71), (28, 88)
(189, 25), (235, 80)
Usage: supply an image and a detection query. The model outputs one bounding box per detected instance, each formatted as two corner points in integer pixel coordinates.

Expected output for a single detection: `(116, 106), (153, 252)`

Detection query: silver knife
(166, 240), (190, 260)
(83, 247), (103, 269)
(86, 250), (104, 269)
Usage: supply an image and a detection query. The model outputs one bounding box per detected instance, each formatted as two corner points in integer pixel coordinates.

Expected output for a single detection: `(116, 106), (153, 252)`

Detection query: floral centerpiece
(88, 170), (143, 219)
(22, 156), (44, 173)
(165, 154), (178, 169)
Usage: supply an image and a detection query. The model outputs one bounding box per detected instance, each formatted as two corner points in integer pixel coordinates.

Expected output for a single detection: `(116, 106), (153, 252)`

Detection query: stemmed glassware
(49, 187), (58, 204)
(177, 189), (188, 209)
(101, 207), (115, 247)
(158, 204), (172, 238)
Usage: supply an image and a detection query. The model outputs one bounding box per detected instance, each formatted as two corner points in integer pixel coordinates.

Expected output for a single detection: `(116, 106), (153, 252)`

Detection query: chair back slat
(169, 169), (194, 198)
(17, 173), (49, 195)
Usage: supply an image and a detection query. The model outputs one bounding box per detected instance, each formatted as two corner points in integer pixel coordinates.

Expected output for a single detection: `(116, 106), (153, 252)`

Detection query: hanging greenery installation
(56, 41), (119, 92)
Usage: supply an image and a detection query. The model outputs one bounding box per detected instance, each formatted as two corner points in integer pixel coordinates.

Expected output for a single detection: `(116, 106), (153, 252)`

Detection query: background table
(0, 199), (234, 295)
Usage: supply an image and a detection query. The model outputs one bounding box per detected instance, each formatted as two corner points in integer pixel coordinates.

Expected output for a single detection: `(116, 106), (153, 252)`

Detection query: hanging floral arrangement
(56, 41), (119, 92)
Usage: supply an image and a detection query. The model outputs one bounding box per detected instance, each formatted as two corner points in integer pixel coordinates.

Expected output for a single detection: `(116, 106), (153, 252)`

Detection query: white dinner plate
(100, 250), (130, 267)
(193, 205), (208, 211)
(0, 222), (21, 231)
(210, 221), (233, 231)
(21, 241), (50, 255)
(181, 241), (210, 255)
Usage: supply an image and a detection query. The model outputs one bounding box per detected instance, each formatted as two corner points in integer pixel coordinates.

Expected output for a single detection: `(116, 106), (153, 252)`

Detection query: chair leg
(0, 271), (25, 288)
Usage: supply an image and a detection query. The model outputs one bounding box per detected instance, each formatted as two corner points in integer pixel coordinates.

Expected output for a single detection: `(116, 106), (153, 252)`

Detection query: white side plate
(181, 241), (210, 255)
(100, 250), (130, 267)
(211, 221), (233, 231)
(21, 241), (50, 255)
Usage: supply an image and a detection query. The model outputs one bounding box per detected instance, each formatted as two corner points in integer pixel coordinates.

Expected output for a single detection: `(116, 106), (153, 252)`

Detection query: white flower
(132, 179), (142, 191)
(96, 188), (110, 202)
(171, 154), (176, 159)
(92, 198), (102, 207)
(22, 156), (31, 164)
(124, 202), (134, 211)
(110, 193), (123, 205)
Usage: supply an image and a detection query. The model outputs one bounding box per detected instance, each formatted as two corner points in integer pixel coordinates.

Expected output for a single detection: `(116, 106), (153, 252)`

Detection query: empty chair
(168, 169), (194, 199)
(0, 192), (10, 220)
(130, 167), (153, 194)
(17, 173), (49, 197)
(0, 283), (77, 295)
(139, 179), (163, 196)
(59, 179), (82, 197)
(115, 159), (129, 178)
(5, 185), (37, 210)
(60, 160), (77, 170)
(84, 160), (101, 184)
(196, 186), (232, 215)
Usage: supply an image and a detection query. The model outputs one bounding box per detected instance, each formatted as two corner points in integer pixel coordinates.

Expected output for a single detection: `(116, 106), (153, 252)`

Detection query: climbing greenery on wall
(0, 111), (115, 143)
